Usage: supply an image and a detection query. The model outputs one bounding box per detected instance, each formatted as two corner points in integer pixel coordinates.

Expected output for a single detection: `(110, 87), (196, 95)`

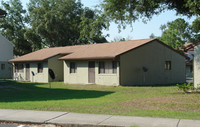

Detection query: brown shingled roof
(10, 38), (182, 62)
(184, 43), (194, 51)
(59, 39), (155, 60)
(9, 46), (82, 62)
(183, 41), (200, 52)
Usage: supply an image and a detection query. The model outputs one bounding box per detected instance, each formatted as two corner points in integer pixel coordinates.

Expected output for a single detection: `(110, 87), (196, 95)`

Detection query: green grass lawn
(0, 80), (200, 120)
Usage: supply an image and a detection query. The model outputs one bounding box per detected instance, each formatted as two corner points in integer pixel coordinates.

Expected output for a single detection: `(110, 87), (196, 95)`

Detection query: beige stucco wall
(95, 60), (119, 86)
(29, 62), (48, 83)
(0, 34), (13, 79)
(64, 60), (119, 86)
(48, 55), (64, 81)
(194, 45), (200, 88)
(120, 40), (186, 86)
(13, 62), (49, 83)
(64, 61), (88, 84)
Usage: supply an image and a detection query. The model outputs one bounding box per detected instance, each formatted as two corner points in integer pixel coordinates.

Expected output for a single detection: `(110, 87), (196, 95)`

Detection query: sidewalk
(0, 109), (199, 127)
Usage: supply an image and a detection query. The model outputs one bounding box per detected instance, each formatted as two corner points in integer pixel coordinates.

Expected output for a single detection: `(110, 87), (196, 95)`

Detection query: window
(15, 63), (24, 73)
(99, 62), (105, 74)
(38, 63), (43, 73)
(1, 64), (5, 70)
(99, 61), (118, 74)
(112, 61), (117, 74)
(165, 61), (171, 70)
(70, 62), (77, 73)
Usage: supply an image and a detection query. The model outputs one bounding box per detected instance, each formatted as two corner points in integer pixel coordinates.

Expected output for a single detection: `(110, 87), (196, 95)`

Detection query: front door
(88, 61), (95, 84)
(25, 64), (30, 81)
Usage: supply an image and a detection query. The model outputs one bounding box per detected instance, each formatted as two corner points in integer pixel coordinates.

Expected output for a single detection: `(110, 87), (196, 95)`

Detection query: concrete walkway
(0, 109), (199, 127)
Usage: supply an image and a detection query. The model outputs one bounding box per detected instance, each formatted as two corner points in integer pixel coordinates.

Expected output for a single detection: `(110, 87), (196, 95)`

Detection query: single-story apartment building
(8, 46), (81, 82)
(9, 39), (186, 86)
(0, 34), (14, 79)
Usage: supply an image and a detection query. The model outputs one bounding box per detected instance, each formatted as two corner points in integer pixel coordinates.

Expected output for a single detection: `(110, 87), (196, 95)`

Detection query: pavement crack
(44, 112), (69, 123)
(176, 119), (181, 127)
(97, 115), (113, 125)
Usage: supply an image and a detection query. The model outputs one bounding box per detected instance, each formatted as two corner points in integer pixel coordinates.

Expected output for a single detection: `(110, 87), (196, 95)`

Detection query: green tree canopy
(152, 18), (200, 50)
(191, 17), (200, 42)
(101, 0), (200, 28)
(26, 0), (107, 48)
(158, 18), (191, 49)
(0, 0), (32, 56)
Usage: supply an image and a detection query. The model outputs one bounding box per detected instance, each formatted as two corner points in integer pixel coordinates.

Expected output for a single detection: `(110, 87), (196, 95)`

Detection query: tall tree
(79, 7), (108, 44)
(0, 0), (32, 56)
(151, 18), (200, 49)
(157, 18), (192, 49)
(149, 33), (156, 39)
(191, 17), (200, 42)
(26, 0), (107, 47)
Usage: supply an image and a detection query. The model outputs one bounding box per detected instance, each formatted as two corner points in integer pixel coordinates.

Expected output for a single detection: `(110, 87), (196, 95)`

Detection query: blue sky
(20, 0), (196, 41)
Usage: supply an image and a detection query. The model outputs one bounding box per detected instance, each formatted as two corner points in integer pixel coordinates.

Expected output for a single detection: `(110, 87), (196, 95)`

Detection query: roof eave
(60, 56), (116, 61)
(8, 53), (69, 63)
(8, 59), (48, 63)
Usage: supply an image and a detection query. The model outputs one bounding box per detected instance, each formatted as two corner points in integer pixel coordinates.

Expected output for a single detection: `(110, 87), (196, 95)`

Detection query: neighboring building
(184, 41), (200, 88)
(9, 39), (186, 86)
(0, 34), (14, 79)
(191, 42), (200, 88)
(183, 43), (194, 77)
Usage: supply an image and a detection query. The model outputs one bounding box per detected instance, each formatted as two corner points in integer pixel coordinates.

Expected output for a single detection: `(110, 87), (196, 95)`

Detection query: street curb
(53, 123), (124, 127)
(0, 120), (124, 127)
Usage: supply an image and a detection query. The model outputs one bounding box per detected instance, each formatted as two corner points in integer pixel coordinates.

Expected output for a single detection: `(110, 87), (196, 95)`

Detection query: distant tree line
(0, 0), (108, 56)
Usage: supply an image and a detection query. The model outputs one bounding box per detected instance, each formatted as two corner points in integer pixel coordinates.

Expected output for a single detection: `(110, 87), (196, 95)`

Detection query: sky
(20, 0), (196, 42)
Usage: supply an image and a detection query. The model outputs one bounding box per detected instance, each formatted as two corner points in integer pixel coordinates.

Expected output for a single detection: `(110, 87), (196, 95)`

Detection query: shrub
(177, 83), (193, 93)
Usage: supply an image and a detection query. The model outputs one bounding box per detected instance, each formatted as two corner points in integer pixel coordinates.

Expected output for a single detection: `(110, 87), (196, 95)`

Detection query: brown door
(88, 61), (95, 84)
(26, 64), (30, 81)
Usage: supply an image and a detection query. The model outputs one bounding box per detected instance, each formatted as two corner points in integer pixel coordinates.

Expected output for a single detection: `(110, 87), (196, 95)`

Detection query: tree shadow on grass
(0, 80), (114, 102)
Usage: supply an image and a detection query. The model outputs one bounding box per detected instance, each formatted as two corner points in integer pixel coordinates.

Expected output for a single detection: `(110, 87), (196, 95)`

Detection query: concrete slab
(47, 112), (112, 125)
(99, 116), (179, 127)
(178, 119), (200, 127)
(0, 110), (67, 123)
(0, 109), (21, 118)
(1, 109), (200, 127)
